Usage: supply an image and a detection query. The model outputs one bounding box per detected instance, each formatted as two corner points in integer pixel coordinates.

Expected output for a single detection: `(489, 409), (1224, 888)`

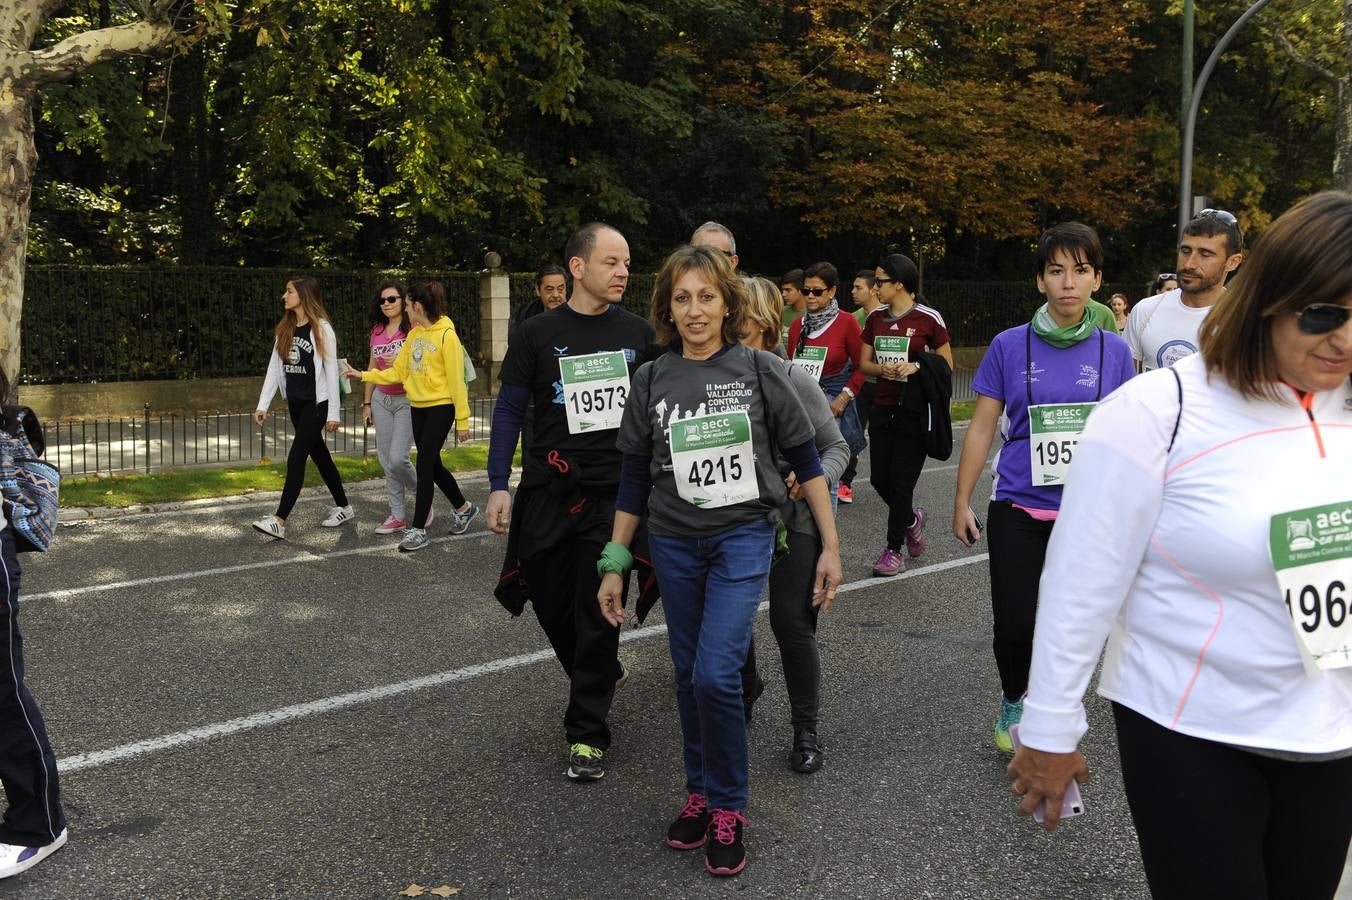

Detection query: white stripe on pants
(371, 391), (417, 520)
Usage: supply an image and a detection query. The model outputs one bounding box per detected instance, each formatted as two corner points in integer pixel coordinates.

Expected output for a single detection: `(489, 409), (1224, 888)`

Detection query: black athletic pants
(740, 528), (824, 732)
(868, 405), (927, 550)
(840, 381), (874, 488)
(410, 404), (467, 529)
(1113, 702), (1352, 900)
(0, 526), (65, 847)
(277, 399), (348, 520)
(516, 494), (621, 745)
(986, 500), (1053, 702)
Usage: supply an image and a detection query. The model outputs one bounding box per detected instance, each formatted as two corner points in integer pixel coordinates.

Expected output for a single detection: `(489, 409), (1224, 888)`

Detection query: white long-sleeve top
(1020, 352), (1352, 755)
(255, 319), (342, 424)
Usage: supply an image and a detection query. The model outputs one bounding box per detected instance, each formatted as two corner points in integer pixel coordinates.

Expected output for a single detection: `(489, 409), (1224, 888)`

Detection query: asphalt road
(8, 430), (1339, 899)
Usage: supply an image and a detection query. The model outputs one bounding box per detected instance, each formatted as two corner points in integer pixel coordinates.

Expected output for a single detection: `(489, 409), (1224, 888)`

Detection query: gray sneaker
(398, 528), (430, 552)
(449, 502), (480, 535)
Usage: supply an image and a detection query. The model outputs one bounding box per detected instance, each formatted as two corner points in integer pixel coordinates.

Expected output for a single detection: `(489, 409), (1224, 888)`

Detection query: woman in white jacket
(251, 277), (352, 539)
(1009, 191), (1352, 900)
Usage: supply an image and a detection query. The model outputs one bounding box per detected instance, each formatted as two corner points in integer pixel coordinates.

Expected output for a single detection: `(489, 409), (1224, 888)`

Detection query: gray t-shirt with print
(617, 344), (816, 538)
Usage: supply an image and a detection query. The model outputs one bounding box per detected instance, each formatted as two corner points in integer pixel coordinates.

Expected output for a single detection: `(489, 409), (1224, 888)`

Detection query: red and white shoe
(375, 516), (406, 535)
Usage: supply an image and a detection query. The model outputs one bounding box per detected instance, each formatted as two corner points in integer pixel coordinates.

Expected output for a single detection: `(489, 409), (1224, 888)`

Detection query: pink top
(370, 324), (407, 396)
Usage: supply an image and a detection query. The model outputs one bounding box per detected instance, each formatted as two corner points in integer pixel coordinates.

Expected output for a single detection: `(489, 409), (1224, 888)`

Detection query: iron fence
(48, 396), (497, 478)
(22, 266), (480, 385)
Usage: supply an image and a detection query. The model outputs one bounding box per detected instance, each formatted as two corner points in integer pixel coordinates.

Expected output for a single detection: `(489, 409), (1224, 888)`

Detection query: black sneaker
(704, 809), (747, 876)
(743, 675), (766, 725)
(789, 728), (824, 774)
(565, 743), (605, 782)
(666, 792), (711, 850)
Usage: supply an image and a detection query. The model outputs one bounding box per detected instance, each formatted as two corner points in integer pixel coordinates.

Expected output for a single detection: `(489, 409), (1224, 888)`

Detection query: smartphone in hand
(1009, 724), (1084, 824)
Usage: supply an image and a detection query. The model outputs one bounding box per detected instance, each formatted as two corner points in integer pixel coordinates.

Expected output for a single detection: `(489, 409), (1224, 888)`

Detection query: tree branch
(18, 17), (174, 88)
(1263, 18), (1340, 85)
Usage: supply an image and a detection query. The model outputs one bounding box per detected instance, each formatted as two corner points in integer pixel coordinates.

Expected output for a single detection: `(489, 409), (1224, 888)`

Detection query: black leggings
(740, 527), (824, 732)
(277, 400), (348, 520)
(410, 404), (466, 529)
(1112, 702), (1352, 900)
(868, 405), (927, 550)
(986, 500), (1053, 702)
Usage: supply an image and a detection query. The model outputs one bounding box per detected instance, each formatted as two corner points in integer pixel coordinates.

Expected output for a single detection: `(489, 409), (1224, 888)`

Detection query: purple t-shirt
(972, 324), (1135, 510)
(370, 324), (407, 396)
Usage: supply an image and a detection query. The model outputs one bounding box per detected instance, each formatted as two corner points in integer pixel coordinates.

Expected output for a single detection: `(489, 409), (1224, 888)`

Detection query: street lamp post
(1178, 0), (1278, 238)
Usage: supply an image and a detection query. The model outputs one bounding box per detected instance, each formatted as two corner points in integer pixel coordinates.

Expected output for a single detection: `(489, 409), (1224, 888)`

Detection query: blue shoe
(398, 528), (430, 552)
(449, 502), (480, 535)
(995, 696), (1024, 754)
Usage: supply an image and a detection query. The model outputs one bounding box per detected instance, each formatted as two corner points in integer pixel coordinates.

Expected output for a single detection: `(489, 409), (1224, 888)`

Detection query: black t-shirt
(283, 323), (316, 404)
(500, 303), (659, 493)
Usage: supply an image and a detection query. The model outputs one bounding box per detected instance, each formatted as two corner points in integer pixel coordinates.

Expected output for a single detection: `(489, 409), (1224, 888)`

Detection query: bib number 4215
(688, 454), (743, 488)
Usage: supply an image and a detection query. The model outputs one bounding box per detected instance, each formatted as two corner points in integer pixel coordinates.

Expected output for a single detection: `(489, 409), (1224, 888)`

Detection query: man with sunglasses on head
(1125, 209), (1244, 373)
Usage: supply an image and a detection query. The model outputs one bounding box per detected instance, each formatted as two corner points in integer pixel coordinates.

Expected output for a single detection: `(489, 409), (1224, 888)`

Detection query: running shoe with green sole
(995, 696), (1024, 754)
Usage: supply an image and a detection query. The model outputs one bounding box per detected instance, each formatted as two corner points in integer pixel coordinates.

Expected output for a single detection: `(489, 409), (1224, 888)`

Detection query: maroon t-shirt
(861, 303), (951, 408)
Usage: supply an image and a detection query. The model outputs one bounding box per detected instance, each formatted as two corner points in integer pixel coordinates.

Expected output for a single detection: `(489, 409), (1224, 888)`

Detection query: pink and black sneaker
(704, 809), (748, 876)
(666, 793), (711, 850)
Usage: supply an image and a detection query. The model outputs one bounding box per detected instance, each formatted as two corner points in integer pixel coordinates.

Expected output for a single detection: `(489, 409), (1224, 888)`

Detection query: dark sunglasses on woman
(1294, 302), (1352, 336)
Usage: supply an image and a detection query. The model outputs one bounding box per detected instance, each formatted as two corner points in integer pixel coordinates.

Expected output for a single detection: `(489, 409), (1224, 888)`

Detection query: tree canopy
(27, 0), (1348, 282)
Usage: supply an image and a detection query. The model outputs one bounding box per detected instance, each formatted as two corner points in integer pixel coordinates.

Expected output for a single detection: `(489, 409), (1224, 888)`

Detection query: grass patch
(61, 445), (517, 509)
(950, 401), (975, 422)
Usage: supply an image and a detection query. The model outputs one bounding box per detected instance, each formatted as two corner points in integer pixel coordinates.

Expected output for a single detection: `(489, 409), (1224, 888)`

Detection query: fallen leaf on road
(399, 886), (426, 897)
(429, 888), (461, 897)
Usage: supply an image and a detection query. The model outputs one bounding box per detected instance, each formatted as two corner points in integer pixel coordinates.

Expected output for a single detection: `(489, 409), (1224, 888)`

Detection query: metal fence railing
(22, 267), (480, 385)
(48, 396), (496, 478)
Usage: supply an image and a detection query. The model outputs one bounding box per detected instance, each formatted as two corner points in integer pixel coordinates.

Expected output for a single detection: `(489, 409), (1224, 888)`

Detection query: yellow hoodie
(362, 316), (470, 428)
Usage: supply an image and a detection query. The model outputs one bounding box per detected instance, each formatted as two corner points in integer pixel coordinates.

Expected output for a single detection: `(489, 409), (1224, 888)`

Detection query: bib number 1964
(1269, 502), (1352, 674)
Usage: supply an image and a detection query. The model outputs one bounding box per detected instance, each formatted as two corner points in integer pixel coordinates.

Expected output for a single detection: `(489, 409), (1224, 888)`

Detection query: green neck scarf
(1031, 304), (1096, 349)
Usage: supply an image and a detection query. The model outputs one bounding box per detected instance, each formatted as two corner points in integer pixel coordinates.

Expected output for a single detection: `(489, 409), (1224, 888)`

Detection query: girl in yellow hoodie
(347, 281), (480, 551)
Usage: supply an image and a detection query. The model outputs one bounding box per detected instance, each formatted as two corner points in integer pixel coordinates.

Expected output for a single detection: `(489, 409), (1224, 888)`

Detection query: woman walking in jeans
(348, 281), (479, 551)
(252, 277), (352, 540)
(364, 280), (419, 535)
(597, 246), (842, 878)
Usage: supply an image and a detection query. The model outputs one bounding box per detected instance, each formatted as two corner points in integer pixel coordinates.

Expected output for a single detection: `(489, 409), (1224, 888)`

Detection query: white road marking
(27, 529), (495, 603)
(57, 552), (989, 773)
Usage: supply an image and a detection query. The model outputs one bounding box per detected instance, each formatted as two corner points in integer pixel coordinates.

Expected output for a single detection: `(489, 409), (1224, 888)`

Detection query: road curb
(60, 468), (499, 523)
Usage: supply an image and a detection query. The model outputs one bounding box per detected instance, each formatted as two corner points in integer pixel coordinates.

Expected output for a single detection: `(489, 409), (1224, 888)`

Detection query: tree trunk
(0, 90), (36, 400)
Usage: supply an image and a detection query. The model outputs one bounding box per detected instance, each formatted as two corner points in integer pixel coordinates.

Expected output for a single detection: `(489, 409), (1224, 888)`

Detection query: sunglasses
(1194, 208), (1238, 226)
(873, 276), (895, 285)
(380, 295), (402, 304)
(1156, 273), (1178, 282)
(1295, 302), (1352, 336)
(802, 287), (831, 297)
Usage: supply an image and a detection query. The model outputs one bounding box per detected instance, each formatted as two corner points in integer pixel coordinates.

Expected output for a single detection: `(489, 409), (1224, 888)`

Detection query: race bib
(792, 346), (827, 381)
(669, 411), (757, 509)
(1269, 502), (1352, 675)
(873, 336), (910, 380)
(1027, 402), (1095, 486)
(559, 351), (630, 434)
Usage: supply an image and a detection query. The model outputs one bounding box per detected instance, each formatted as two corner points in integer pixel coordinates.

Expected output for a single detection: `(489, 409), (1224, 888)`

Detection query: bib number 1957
(1027, 402), (1095, 486)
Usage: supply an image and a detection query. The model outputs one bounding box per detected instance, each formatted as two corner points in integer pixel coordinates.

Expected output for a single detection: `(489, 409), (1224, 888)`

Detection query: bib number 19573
(559, 351), (630, 434)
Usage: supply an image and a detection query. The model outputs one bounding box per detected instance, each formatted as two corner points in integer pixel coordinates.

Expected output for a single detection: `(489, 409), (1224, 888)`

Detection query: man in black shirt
(487, 223), (658, 782)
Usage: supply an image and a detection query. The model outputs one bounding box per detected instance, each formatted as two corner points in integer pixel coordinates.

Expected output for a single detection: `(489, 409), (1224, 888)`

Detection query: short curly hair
(650, 244), (748, 349)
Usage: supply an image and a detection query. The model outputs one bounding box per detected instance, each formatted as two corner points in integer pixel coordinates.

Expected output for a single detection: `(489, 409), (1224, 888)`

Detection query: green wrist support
(597, 541), (634, 578)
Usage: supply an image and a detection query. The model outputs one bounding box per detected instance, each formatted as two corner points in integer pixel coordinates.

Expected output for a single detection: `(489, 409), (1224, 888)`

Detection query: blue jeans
(649, 518), (775, 812)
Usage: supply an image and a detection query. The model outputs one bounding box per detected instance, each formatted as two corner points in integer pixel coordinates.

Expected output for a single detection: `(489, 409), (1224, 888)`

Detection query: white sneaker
(251, 516), (286, 540)
(0, 828), (68, 879)
(321, 505), (355, 527)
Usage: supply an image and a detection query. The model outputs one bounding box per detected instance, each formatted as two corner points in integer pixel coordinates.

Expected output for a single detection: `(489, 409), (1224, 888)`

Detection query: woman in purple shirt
(951, 222), (1135, 755)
